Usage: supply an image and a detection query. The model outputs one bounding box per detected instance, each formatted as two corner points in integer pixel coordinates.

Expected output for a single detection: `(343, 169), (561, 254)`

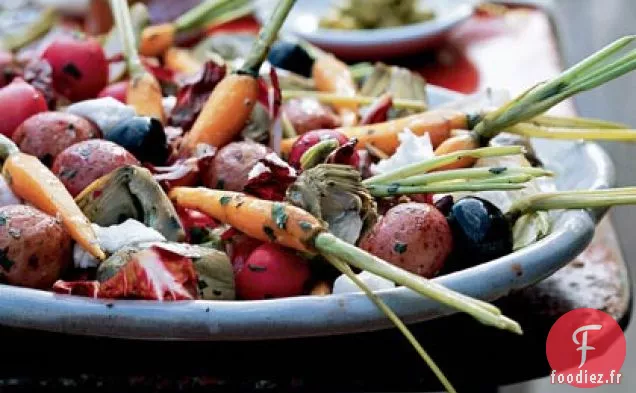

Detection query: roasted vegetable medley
(1, 1), (636, 392)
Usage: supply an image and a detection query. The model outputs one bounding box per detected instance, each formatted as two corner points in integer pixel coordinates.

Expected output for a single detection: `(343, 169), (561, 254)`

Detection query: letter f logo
(573, 324), (602, 368)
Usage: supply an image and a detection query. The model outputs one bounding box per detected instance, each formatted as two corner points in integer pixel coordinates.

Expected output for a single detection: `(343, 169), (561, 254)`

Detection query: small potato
(0, 205), (73, 289)
(12, 111), (101, 166)
(52, 139), (140, 196)
(359, 203), (452, 278)
(202, 141), (271, 192)
(282, 98), (341, 135)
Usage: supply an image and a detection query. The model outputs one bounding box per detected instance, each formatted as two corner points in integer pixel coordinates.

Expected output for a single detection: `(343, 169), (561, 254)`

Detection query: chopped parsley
(263, 226), (276, 241)
(271, 203), (288, 230)
(393, 242), (408, 254)
(219, 196), (231, 206)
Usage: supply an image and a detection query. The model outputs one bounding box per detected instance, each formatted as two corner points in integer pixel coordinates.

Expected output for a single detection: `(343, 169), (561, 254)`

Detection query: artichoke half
(286, 164), (378, 244)
(75, 165), (185, 242)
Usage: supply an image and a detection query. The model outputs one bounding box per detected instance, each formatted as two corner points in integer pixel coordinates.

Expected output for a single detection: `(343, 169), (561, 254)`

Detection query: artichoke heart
(97, 243), (235, 300)
(286, 164), (377, 244)
(75, 165), (185, 242)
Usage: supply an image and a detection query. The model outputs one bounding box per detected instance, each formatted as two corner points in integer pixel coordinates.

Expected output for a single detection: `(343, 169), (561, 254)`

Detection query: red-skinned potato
(41, 35), (109, 102)
(235, 243), (310, 300)
(359, 202), (453, 278)
(52, 139), (140, 196)
(12, 112), (101, 166)
(0, 205), (73, 289)
(202, 141), (271, 192)
(287, 129), (359, 169)
(0, 78), (48, 137)
(98, 80), (129, 103)
(282, 98), (341, 135)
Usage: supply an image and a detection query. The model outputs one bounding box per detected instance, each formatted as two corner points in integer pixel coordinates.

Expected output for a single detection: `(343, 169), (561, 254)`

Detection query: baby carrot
(0, 136), (105, 260)
(110, 0), (165, 123)
(163, 47), (202, 76)
(179, 0), (297, 154)
(139, 0), (252, 57)
(169, 188), (322, 252)
(312, 55), (359, 126)
(168, 187), (521, 333)
(280, 108), (468, 156)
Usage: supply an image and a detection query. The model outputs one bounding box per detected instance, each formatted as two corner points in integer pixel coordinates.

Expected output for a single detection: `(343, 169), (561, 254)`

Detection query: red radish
(0, 78), (48, 137)
(287, 129), (359, 169)
(98, 80), (129, 103)
(41, 35), (109, 102)
(235, 243), (310, 300)
(359, 203), (453, 278)
(176, 206), (217, 243)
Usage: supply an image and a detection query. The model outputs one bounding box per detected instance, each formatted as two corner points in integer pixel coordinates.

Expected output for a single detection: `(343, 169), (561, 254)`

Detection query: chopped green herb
(198, 279), (209, 290)
(271, 203), (288, 230)
(299, 221), (313, 232)
(58, 168), (78, 180)
(394, 242), (408, 254)
(263, 226), (276, 241)
(248, 263), (267, 272)
(489, 167), (507, 175)
(219, 196), (231, 206)
(0, 213), (7, 226)
(0, 248), (14, 271)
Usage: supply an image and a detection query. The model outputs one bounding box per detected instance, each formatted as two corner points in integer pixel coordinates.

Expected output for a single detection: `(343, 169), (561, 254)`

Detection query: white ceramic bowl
(254, 0), (475, 59)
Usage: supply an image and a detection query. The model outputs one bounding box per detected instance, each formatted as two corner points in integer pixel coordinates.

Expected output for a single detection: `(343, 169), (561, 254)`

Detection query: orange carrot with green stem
(110, 0), (165, 123)
(138, 0), (252, 57)
(0, 135), (105, 260)
(312, 54), (359, 126)
(178, 0), (297, 154)
(281, 36), (636, 165)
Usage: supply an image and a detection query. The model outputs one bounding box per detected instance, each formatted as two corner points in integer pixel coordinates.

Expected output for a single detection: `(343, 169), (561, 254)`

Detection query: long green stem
(367, 182), (525, 197)
(390, 167), (553, 187)
(282, 90), (428, 111)
(1, 7), (56, 51)
(363, 146), (525, 186)
(325, 255), (457, 393)
(314, 232), (523, 334)
(174, 0), (252, 31)
(241, 0), (298, 75)
(509, 124), (636, 141)
(530, 115), (629, 129)
(473, 36), (636, 139)
(506, 187), (636, 221)
(110, 0), (145, 76)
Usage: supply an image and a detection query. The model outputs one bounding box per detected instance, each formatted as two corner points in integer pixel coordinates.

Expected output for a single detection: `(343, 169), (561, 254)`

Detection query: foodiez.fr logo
(546, 308), (626, 388)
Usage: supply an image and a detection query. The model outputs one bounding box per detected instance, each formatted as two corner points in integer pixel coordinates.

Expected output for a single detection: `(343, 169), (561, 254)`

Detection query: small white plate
(255, 0), (475, 59)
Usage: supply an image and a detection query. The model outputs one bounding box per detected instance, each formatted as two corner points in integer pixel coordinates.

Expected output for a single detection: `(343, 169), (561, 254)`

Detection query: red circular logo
(546, 308), (626, 388)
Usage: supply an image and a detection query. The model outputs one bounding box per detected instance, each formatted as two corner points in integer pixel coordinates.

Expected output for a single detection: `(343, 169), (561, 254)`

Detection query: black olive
(267, 41), (314, 77)
(442, 196), (512, 272)
(105, 116), (169, 165)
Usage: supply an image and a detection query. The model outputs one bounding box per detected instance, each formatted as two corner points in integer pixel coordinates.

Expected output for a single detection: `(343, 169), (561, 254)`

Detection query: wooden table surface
(0, 3), (632, 392)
